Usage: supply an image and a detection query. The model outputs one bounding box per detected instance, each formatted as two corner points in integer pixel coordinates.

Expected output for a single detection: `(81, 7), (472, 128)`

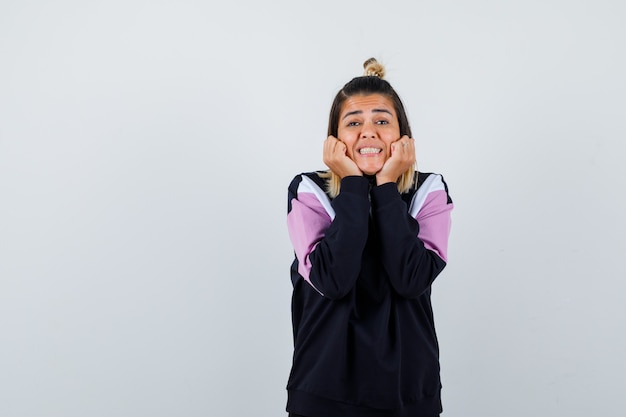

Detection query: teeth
(359, 148), (381, 155)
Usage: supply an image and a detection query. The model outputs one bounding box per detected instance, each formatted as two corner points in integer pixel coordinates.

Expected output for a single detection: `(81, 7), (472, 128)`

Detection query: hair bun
(363, 57), (385, 78)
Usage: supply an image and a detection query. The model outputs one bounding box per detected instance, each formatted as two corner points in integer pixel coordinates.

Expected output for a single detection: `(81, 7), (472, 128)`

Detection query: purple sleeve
(287, 175), (370, 299)
(416, 190), (453, 263)
(287, 193), (332, 292)
(371, 174), (453, 298)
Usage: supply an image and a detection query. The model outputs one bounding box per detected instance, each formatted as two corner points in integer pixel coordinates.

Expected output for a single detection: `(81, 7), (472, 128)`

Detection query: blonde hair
(320, 169), (417, 198)
(321, 58), (416, 198)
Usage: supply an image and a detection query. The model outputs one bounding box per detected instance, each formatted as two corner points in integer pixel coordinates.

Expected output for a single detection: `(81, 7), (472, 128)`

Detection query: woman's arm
(371, 174), (453, 298)
(287, 174), (370, 300)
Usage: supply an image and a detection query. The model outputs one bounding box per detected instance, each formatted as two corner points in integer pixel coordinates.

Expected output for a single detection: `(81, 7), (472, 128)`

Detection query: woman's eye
(347, 121), (360, 127)
(376, 120), (389, 125)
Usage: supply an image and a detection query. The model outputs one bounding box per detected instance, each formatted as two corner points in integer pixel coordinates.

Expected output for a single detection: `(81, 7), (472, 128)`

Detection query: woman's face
(337, 94), (401, 176)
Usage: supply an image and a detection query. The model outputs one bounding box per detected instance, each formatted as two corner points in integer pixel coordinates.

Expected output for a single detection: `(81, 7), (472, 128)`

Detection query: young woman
(286, 58), (454, 417)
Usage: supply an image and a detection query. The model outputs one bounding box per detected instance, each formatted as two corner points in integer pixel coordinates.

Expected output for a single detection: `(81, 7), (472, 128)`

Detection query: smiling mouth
(359, 147), (382, 155)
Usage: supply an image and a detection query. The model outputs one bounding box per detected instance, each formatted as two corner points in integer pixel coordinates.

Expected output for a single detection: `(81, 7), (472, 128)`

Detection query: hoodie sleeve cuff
(339, 176), (370, 196)
(370, 182), (401, 208)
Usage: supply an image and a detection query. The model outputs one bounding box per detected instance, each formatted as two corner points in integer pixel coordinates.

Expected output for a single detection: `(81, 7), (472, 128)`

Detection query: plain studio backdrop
(1, 0), (625, 416)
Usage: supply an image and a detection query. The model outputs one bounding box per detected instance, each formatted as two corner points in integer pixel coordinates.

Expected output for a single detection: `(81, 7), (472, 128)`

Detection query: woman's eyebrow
(342, 110), (362, 120)
(342, 108), (392, 120)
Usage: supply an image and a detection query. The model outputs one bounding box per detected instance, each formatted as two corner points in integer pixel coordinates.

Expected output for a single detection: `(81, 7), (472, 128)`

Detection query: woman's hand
(376, 136), (415, 185)
(323, 136), (362, 178)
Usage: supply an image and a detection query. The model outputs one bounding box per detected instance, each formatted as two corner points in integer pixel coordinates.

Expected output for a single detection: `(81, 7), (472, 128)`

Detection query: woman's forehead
(340, 94), (395, 114)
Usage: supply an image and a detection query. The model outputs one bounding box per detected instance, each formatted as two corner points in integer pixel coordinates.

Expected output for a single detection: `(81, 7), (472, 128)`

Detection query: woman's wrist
(375, 174), (396, 185)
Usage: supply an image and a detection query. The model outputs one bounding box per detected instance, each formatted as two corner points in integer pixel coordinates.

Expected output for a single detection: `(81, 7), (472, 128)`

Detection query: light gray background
(1, 0), (625, 416)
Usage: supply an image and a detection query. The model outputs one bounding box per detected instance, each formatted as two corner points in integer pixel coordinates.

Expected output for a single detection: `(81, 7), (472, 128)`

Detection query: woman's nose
(360, 122), (377, 139)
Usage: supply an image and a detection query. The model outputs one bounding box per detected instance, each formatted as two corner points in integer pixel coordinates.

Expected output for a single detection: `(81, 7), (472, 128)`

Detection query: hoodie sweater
(286, 171), (453, 417)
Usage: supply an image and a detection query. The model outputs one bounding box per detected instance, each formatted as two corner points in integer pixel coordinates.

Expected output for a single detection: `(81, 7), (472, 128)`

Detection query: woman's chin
(358, 165), (382, 176)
